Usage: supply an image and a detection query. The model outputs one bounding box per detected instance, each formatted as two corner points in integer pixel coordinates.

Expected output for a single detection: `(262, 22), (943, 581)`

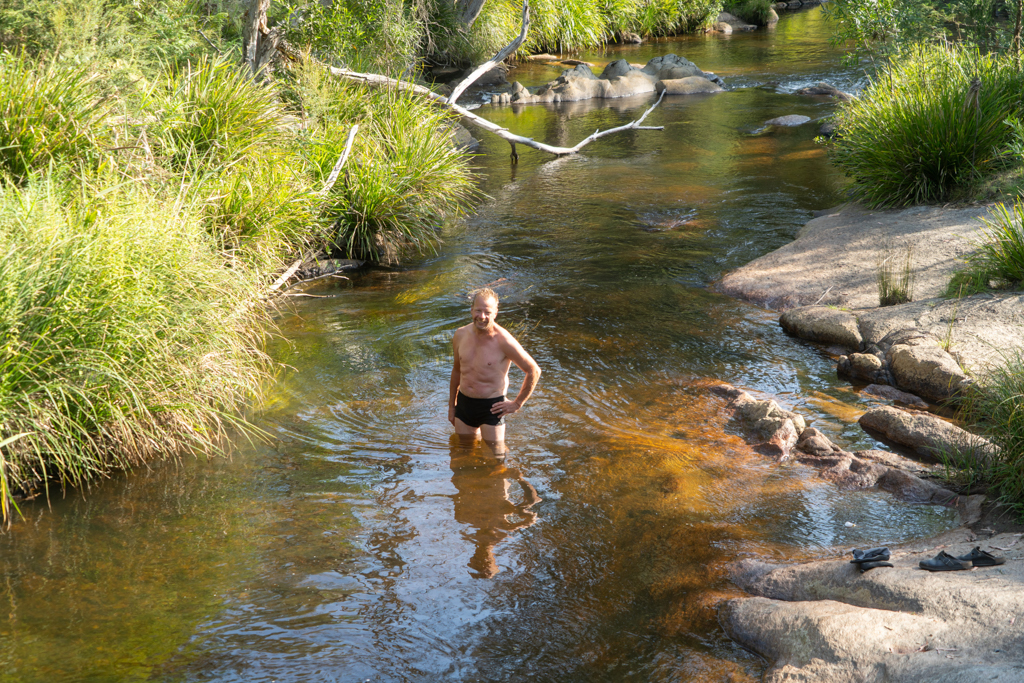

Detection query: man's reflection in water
(449, 435), (540, 579)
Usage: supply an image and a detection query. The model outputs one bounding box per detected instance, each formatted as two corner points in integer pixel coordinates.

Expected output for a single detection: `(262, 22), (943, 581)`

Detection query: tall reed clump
(948, 200), (1024, 295)
(0, 51), (107, 184)
(829, 44), (1024, 208)
(877, 241), (915, 306)
(0, 176), (270, 521)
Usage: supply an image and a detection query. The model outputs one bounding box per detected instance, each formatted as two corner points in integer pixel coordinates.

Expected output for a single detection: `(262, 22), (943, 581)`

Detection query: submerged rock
(764, 114), (811, 127)
(796, 81), (855, 101)
(656, 76), (723, 95)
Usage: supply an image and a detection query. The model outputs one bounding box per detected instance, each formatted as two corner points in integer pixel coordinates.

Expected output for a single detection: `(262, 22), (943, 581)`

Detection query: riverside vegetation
(0, 0), (729, 522)
(824, 0), (1024, 517)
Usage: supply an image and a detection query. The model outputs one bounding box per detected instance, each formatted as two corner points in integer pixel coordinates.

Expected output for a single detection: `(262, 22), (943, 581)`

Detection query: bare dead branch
(447, 0), (530, 105)
(196, 28), (222, 55)
(322, 124), (359, 195)
(329, 66), (665, 157)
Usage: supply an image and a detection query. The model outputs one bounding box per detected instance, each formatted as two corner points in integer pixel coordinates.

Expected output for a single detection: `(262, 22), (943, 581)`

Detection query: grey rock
(796, 81), (854, 101)
(714, 21), (733, 34)
(716, 11), (757, 30)
(511, 54), (706, 104)
(655, 77), (723, 95)
(861, 383), (929, 408)
(882, 329), (970, 402)
(619, 30), (642, 44)
(780, 306), (862, 349)
(818, 120), (837, 137)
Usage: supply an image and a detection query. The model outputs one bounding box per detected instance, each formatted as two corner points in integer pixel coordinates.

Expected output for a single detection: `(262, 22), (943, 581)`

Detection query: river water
(0, 9), (963, 683)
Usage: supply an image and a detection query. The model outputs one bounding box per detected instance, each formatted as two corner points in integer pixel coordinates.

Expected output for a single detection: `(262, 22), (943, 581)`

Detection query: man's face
(471, 296), (498, 331)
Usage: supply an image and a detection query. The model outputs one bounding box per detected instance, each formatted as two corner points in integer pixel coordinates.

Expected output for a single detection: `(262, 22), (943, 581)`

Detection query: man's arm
(448, 331), (462, 425)
(491, 332), (541, 417)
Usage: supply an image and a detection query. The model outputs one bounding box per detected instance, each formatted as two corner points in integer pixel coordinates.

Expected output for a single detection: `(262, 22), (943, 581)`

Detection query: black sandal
(957, 546), (1006, 567)
(919, 550), (971, 572)
(857, 560), (893, 572)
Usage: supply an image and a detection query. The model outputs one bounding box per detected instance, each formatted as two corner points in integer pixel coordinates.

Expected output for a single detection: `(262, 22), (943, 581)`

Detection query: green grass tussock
(154, 55), (290, 171)
(301, 74), (477, 265)
(0, 176), (270, 520)
(829, 44), (1024, 208)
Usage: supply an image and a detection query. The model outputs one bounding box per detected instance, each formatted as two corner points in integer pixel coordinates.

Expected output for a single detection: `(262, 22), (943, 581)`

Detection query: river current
(0, 8), (963, 683)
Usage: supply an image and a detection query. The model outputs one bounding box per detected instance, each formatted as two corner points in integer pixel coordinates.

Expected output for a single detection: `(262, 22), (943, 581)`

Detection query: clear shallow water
(0, 9), (959, 683)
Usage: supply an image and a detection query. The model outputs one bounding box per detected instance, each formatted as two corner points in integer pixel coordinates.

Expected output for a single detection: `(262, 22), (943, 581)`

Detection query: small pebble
(845, 521), (856, 527)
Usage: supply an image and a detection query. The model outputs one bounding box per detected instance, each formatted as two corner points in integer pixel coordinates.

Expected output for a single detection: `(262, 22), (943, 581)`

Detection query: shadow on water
(0, 9), (961, 683)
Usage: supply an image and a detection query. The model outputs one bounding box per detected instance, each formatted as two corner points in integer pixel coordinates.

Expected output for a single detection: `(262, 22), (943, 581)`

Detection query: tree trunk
(457, 0), (487, 28)
(242, 0), (274, 78)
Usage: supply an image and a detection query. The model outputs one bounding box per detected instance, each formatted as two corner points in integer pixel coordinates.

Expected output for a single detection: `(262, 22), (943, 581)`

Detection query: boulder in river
(508, 54), (720, 104)
(716, 11), (757, 31)
(881, 329), (971, 403)
(780, 306), (862, 348)
(796, 81), (855, 101)
(861, 383), (929, 409)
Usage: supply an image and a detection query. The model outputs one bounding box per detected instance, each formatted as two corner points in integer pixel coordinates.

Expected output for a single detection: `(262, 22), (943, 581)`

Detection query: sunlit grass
(0, 50), (107, 184)
(0, 174), (270, 521)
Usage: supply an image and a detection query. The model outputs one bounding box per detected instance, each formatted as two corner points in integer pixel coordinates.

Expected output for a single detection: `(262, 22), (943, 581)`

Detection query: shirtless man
(449, 288), (541, 443)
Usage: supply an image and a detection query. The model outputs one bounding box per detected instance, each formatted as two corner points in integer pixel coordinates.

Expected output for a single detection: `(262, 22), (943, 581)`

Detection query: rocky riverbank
(714, 201), (1024, 682)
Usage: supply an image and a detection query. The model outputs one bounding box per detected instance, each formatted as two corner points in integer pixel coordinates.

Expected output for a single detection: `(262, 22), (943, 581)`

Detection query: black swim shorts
(454, 391), (505, 428)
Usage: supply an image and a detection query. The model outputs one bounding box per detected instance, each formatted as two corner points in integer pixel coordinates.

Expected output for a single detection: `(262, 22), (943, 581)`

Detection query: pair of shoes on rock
(919, 547), (1006, 572)
(851, 547), (892, 571)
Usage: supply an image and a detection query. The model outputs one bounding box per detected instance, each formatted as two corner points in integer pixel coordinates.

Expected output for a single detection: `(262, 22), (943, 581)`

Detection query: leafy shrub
(0, 175), (269, 520)
(286, 0), (420, 73)
(723, 0), (773, 25)
(0, 51), (106, 183)
(309, 88), (477, 265)
(829, 44), (1024, 207)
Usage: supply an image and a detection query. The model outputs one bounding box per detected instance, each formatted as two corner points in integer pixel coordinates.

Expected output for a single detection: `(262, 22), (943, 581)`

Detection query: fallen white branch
(322, 124), (359, 196)
(329, 66), (665, 158)
(447, 0), (530, 106)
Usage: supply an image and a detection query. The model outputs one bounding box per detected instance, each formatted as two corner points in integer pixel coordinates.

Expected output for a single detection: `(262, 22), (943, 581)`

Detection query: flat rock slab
(722, 532), (1024, 683)
(717, 203), (993, 311)
(718, 202), (1024, 378)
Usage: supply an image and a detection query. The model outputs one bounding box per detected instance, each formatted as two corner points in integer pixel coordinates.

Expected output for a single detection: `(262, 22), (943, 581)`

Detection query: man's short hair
(470, 287), (499, 306)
